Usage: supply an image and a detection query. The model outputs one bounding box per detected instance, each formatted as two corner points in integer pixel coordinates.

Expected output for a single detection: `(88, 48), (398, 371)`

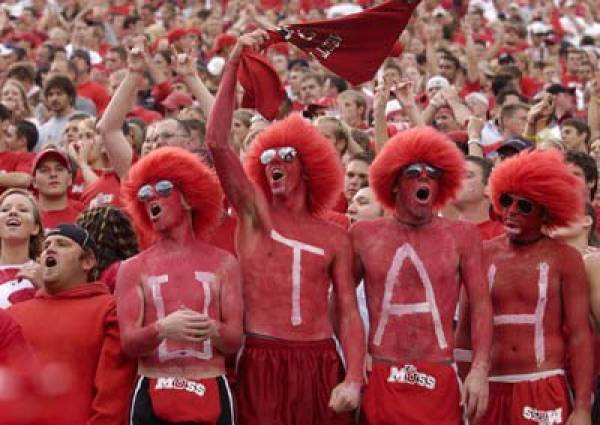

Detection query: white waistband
(453, 348), (473, 363)
(489, 369), (564, 383)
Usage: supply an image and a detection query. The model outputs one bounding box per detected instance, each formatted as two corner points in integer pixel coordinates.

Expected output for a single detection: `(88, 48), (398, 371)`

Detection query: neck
(55, 106), (73, 119)
(38, 194), (68, 211)
(157, 215), (196, 246)
(45, 276), (86, 294)
(562, 232), (589, 254)
(509, 233), (545, 246)
(393, 210), (434, 228)
(0, 239), (30, 265)
(78, 73), (90, 85)
(271, 186), (308, 215)
(454, 199), (490, 224)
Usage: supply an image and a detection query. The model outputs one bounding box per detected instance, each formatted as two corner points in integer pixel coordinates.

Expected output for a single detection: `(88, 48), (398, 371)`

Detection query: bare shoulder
(349, 217), (393, 241)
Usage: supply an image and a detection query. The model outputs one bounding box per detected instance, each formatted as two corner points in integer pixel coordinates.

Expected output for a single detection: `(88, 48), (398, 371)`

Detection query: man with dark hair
(8, 224), (136, 423)
(344, 153), (371, 202)
(437, 53), (461, 85)
(561, 118), (591, 153)
(104, 46), (128, 73)
(0, 121), (35, 189)
(70, 49), (110, 114)
(299, 73), (324, 106)
(48, 58), (97, 116)
(565, 151), (598, 202)
(39, 75), (76, 148)
(499, 103), (529, 139)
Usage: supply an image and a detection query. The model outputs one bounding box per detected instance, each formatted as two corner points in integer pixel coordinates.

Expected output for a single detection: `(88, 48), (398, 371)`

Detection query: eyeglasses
(146, 132), (189, 144)
(137, 180), (174, 202)
(403, 163), (442, 179)
(499, 193), (534, 215)
(260, 147), (298, 165)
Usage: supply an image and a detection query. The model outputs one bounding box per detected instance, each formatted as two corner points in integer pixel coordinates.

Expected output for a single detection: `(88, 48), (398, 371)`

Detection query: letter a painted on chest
(373, 243), (448, 349)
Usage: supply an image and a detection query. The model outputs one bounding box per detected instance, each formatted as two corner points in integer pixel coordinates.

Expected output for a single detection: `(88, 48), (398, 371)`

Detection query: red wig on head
(369, 127), (465, 210)
(489, 149), (583, 229)
(121, 147), (223, 246)
(244, 113), (343, 215)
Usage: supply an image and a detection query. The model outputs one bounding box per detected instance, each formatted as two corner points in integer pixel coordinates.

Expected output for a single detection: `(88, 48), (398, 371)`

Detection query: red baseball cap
(32, 149), (70, 174)
(162, 91), (193, 110)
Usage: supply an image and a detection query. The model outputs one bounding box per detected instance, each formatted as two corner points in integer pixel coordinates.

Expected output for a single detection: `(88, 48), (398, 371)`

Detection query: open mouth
(416, 187), (431, 202)
(149, 203), (162, 219)
(6, 218), (21, 227)
(271, 168), (285, 181)
(45, 256), (57, 267)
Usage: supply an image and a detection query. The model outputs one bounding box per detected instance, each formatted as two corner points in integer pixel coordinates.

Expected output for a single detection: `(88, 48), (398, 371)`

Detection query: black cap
(497, 136), (534, 157)
(546, 83), (576, 95)
(46, 224), (97, 256)
(70, 48), (91, 67)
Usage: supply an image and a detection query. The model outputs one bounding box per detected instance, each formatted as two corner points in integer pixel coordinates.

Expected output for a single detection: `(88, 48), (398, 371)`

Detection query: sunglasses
(137, 180), (174, 202)
(403, 163), (442, 179)
(260, 147), (298, 165)
(499, 193), (534, 215)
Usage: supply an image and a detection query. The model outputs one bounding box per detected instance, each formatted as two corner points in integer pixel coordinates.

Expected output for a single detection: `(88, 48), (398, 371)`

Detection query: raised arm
(460, 224), (492, 423)
(171, 50), (214, 119)
(329, 230), (365, 413)
(206, 30), (269, 228)
(561, 247), (593, 423)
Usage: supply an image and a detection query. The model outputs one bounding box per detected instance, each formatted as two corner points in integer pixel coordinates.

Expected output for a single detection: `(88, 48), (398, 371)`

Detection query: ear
(81, 251), (97, 274)
(583, 214), (593, 229)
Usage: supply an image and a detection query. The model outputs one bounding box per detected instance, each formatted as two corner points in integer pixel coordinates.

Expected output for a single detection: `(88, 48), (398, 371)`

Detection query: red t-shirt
(0, 151), (34, 174)
(80, 170), (121, 209)
(0, 264), (36, 309)
(40, 199), (84, 231)
(77, 80), (111, 114)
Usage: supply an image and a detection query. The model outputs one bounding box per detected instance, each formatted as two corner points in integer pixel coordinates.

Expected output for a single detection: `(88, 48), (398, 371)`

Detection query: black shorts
(130, 375), (235, 425)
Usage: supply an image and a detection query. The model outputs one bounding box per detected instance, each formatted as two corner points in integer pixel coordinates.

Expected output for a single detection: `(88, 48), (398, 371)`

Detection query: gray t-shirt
(37, 115), (71, 150)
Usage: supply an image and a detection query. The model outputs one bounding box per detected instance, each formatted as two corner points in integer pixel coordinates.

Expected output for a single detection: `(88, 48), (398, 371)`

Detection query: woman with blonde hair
(315, 115), (364, 164)
(1, 79), (33, 122)
(0, 188), (44, 308)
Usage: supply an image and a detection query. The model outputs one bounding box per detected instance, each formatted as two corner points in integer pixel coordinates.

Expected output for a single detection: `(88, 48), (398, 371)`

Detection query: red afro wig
(489, 149), (583, 229)
(244, 113), (343, 215)
(369, 127), (465, 210)
(121, 147), (223, 246)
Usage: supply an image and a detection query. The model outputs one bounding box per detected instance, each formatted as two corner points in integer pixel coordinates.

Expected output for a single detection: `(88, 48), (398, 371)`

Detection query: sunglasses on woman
(137, 180), (174, 202)
(260, 147), (298, 165)
(499, 193), (534, 215)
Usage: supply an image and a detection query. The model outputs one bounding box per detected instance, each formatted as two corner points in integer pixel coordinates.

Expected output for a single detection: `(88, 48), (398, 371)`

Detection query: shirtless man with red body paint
(116, 148), (243, 425)
(476, 150), (593, 425)
(351, 127), (493, 425)
(206, 31), (365, 425)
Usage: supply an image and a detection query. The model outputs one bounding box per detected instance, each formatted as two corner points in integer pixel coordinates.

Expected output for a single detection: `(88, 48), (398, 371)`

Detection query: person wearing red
(207, 32), (365, 424)
(32, 149), (83, 231)
(117, 147), (242, 424)
(0, 189), (43, 309)
(70, 49), (110, 115)
(0, 120), (36, 190)
(478, 150), (593, 425)
(8, 224), (137, 424)
(352, 127), (492, 424)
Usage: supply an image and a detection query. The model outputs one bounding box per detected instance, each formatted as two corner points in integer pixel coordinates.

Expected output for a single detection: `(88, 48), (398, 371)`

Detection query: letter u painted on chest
(373, 243), (447, 349)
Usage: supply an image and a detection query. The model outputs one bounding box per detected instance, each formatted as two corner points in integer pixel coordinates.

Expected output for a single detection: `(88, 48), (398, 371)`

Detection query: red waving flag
(266, 0), (421, 85)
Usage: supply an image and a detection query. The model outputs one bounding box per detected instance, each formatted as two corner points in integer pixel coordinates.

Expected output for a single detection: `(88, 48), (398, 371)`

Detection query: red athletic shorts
(480, 370), (571, 425)
(235, 335), (354, 425)
(362, 362), (462, 425)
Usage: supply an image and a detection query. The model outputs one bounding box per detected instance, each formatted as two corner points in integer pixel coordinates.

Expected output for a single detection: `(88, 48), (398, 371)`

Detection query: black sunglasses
(403, 163), (442, 179)
(499, 193), (534, 215)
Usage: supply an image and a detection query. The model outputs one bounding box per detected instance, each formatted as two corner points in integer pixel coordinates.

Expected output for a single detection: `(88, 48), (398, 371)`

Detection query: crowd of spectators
(0, 0), (600, 422)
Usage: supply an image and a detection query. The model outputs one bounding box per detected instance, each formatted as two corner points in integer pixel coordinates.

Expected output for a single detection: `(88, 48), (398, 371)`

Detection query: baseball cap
(32, 149), (71, 174)
(497, 136), (534, 157)
(546, 84), (576, 95)
(426, 75), (450, 92)
(162, 91), (193, 110)
(46, 224), (97, 256)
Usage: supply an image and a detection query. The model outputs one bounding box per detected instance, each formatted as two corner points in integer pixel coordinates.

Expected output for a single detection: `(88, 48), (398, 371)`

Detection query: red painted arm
(332, 230), (366, 384)
(460, 224), (492, 373)
(206, 57), (261, 226)
(212, 256), (243, 354)
(561, 246), (593, 411)
(115, 260), (162, 357)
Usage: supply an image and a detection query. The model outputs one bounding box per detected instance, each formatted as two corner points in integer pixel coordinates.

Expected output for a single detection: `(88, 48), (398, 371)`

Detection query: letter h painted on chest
(490, 262), (549, 366)
(373, 243), (448, 349)
(148, 272), (215, 361)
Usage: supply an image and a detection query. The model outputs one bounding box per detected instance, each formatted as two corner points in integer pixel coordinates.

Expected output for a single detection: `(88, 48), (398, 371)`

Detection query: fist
(328, 381), (361, 413)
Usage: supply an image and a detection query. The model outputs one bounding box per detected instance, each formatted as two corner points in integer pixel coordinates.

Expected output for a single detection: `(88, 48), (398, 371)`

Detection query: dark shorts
(235, 334), (353, 425)
(130, 375), (234, 425)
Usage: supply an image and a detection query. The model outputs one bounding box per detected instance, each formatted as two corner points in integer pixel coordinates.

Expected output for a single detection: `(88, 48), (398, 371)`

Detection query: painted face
(394, 163), (441, 225)
(0, 193), (39, 242)
(498, 193), (544, 241)
(138, 180), (188, 233)
(261, 147), (303, 197)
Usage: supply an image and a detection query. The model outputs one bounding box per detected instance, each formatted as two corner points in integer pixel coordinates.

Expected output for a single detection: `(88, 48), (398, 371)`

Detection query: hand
(566, 407), (591, 425)
(17, 262), (42, 288)
(373, 79), (391, 112)
(171, 49), (197, 78)
(128, 36), (148, 74)
(441, 85), (461, 105)
(230, 29), (269, 60)
(429, 91), (446, 109)
(157, 309), (215, 343)
(67, 141), (90, 167)
(462, 367), (489, 423)
(393, 80), (416, 107)
(328, 381), (361, 413)
(467, 116), (485, 140)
